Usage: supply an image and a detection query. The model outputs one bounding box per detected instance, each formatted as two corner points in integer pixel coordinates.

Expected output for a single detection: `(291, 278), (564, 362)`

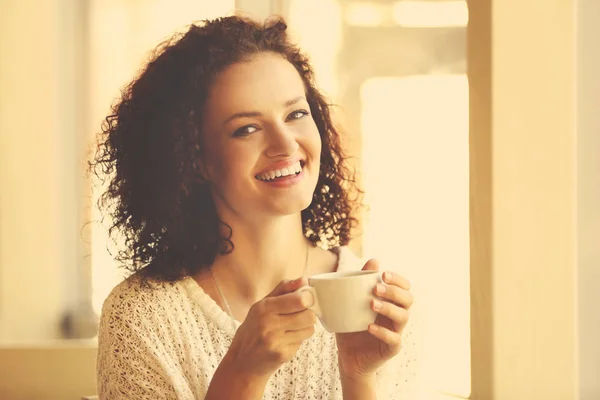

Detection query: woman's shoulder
(100, 273), (191, 323)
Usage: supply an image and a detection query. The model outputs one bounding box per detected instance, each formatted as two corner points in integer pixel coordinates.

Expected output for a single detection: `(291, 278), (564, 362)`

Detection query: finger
(382, 271), (411, 291)
(267, 277), (308, 297)
(279, 309), (317, 332)
(371, 299), (409, 329)
(368, 323), (402, 350)
(285, 324), (316, 344)
(362, 258), (380, 271)
(374, 283), (414, 309)
(266, 290), (314, 315)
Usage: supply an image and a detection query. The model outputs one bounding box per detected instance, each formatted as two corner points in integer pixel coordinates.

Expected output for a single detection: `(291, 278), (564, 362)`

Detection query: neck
(210, 213), (310, 305)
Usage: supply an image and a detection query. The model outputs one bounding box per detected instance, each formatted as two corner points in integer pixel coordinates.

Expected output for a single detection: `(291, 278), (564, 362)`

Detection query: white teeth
(257, 161), (303, 181)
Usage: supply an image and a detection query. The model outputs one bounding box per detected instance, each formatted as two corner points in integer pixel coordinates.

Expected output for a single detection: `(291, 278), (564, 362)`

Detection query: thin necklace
(211, 244), (310, 324)
(210, 243), (310, 398)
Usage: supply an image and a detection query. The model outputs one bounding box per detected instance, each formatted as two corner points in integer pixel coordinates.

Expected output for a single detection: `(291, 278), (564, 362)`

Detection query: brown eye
(233, 125), (258, 137)
(287, 110), (309, 121)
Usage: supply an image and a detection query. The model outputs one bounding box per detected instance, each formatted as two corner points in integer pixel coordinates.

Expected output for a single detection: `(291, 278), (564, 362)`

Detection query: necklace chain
(211, 269), (234, 319)
(211, 244), (310, 323)
(210, 244), (310, 398)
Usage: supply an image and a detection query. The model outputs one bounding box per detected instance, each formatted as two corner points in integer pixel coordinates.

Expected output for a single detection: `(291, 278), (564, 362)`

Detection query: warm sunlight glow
(361, 75), (471, 398)
(288, 0), (342, 99)
(344, 2), (387, 27)
(393, 1), (468, 27)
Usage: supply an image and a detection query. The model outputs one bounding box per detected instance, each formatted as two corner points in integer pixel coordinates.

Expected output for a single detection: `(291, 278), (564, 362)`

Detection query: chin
(273, 199), (313, 217)
(264, 189), (315, 216)
(250, 173), (319, 216)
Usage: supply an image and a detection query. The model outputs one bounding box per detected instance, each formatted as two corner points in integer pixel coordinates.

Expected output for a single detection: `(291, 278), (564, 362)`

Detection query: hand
(336, 259), (414, 381)
(225, 278), (317, 381)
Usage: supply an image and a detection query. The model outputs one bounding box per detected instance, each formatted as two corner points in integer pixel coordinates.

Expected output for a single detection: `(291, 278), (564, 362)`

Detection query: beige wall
(470, 0), (600, 398)
(0, 0), (74, 342)
(493, 0), (576, 397)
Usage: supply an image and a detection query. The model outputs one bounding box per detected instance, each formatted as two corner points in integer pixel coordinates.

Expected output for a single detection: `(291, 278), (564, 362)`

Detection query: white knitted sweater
(97, 247), (417, 399)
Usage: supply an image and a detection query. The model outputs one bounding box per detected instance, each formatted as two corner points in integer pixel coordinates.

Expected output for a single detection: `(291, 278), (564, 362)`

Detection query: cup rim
(308, 270), (380, 281)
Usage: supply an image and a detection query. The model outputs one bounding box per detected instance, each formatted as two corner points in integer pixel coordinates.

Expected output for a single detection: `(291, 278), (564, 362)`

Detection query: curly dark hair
(90, 15), (361, 282)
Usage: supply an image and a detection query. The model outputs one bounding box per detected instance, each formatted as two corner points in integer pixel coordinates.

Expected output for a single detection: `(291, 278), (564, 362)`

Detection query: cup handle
(296, 286), (322, 318)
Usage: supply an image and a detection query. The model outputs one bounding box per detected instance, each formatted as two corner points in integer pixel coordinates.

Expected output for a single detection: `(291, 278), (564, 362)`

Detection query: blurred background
(0, 0), (598, 399)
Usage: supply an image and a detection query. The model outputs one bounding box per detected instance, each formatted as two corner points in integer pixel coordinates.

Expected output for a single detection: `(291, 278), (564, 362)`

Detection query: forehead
(205, 52), (306, 115)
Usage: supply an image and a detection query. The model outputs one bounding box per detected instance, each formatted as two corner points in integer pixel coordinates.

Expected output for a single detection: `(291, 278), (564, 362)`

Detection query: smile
(256, 160), (303, 182)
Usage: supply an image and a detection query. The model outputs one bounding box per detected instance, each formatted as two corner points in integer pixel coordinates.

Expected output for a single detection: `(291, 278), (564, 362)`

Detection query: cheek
(303, 122), (322, 158)
(213, 148), (256, 183)
(203, 152), (234, 186)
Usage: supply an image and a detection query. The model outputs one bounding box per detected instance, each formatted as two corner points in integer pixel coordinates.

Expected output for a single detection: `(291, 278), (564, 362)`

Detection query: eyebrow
(222, 96), (306, 126)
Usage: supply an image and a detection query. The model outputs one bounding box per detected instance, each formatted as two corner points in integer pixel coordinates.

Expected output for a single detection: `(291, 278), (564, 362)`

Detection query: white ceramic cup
(298, 270), (383, 333)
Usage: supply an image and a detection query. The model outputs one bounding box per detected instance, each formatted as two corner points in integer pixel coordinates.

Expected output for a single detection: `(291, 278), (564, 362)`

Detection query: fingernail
(372, 299), (383, 310)
(376, 284), (387, 295)
(369, 324), (379, 332)
(383, 272), (392, 282)
(303, 291), (314, 307)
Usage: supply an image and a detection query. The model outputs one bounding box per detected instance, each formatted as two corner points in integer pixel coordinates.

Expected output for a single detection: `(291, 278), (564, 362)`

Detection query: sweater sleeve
(96, 281), (195, 400)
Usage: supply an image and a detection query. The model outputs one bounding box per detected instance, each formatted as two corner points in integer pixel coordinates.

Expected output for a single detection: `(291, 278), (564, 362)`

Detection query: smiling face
(199, 52), (322, 221)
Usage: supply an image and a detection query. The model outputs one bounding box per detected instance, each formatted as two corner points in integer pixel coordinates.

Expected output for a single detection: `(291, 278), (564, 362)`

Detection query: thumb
(267, 276), (308, 298)
(362, 258), (380, 271)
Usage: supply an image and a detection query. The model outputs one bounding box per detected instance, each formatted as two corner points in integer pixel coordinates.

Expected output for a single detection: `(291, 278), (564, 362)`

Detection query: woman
(93, 15), (416, 399)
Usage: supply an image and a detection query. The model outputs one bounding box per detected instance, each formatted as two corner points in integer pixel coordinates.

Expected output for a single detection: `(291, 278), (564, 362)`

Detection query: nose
(265, 124), (299, 158)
